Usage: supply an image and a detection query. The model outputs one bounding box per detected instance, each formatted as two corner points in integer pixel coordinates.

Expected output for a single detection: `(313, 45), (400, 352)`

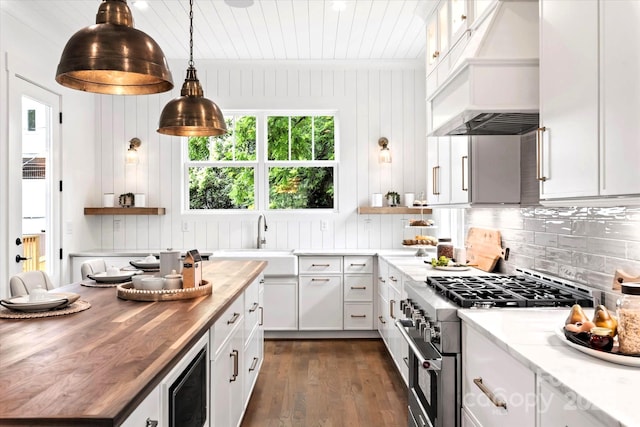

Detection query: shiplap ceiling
(1, 0), (433, 61)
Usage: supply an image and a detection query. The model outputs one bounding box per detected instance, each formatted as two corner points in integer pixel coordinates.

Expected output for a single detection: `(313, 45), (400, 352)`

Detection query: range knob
(431, 325), (441, 343)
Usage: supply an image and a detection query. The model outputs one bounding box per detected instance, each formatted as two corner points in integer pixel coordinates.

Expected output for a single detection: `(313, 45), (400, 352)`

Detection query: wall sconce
(126, 138), (141, 165)
(378, 137), (392, 163)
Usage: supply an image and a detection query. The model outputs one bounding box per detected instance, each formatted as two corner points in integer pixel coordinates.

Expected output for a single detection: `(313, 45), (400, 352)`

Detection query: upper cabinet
(426, 2), (450, 75)
(539, 0), (640, 205)
(427, 135), (521, 207)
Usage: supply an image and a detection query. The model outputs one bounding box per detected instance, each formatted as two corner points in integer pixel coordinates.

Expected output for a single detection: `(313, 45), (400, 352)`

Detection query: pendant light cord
(189, 0), (194, 68)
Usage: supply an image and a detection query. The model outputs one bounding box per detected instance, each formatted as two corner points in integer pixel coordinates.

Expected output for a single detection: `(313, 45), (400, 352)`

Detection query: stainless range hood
(428, 1), (539, 137)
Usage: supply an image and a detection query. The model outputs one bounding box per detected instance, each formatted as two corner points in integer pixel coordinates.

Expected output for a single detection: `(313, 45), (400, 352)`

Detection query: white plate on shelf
(88, 271), (137, 283)
(431, 265), (471, 271)
(555, 327), (640, 367)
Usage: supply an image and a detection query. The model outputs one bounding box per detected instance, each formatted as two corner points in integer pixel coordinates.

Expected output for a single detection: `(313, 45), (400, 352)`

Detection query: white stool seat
(9, 271), (55, 297)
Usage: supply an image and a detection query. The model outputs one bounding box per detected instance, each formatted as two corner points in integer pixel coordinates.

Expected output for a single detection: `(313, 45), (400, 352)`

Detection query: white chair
(9, 271), (55, 297)
(80, 259), (108, 280)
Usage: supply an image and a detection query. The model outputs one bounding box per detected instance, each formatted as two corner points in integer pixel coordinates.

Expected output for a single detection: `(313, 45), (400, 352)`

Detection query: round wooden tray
(116, 280), (211, 302)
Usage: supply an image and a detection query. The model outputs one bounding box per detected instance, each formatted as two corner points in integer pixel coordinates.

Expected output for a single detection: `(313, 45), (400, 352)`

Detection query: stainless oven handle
(395, 320), (441, 371)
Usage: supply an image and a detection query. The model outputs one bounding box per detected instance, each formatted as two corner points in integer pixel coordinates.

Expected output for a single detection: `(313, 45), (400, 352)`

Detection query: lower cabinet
(537, 377), (604, 427)
(299, 274), (343, 330)
(263, 277), (298, 330)
(210, 274), (264, 427)
(462, 322), (535, 427)
(120, 385), (160, 427)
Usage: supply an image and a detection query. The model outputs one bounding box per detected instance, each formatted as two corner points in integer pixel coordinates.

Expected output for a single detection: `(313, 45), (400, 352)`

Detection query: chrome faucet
(257, 214), (268, 249)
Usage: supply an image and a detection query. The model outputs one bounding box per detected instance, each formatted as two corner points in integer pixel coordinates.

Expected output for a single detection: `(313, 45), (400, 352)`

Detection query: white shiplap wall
(92, 60), (429, 251)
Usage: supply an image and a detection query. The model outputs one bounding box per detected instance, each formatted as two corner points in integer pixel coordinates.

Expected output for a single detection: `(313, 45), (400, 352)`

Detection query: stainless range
(396, 268), (598, 427)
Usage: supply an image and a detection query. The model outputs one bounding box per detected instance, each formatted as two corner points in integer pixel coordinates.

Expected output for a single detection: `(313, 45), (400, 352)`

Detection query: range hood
(428, 1), (539, 137)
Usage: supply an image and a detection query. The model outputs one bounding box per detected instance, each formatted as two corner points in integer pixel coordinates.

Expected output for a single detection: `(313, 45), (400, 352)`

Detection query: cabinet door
(377, 290), (389, 346)
(600, 1), (640, 196)
(263, 278), (297, 330)
(299, 275), (342, 330)
(538, 377), (604, 427)
(450, 0), (468, 41)
(539, 0), (599, 199)
(120, 386), (160, 427)
(427, 137), (451, 205)
(388, 286), (408, 385)
(469, 135), (521, 204)
(449, 136), (470, 204)
(212, 327), (243, 427)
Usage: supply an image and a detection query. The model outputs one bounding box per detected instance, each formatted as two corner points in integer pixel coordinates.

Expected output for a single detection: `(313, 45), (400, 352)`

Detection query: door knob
(15, 255), (30, 263)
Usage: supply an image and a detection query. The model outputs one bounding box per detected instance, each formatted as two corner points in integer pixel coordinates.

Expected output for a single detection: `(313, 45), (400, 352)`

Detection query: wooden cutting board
(465, 227), (509, 273)
(612, 269), (640, 290)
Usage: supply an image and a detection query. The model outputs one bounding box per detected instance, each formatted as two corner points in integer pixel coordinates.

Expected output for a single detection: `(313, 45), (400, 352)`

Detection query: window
(185, 112), (337, 211)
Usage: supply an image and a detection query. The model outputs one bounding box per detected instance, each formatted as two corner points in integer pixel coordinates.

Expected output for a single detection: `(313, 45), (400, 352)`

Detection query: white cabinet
(377, 259), (390, 345)
(539, 0), (640, 203)
(211, 324), (243, 427)
(263, 277), (297, 330)
(298, 274), (342, 330)
(387, 265), (408, 385)
(537, 377), (604, 427)
(427, 1), (449, 75)
(210, 275), (264, 427)
(120, 385), (160, 427)
(462, 322), (535, 427)
(428, 135), (521, 206)
(343, 256), (374, 330)
(539, 0), (599, 200)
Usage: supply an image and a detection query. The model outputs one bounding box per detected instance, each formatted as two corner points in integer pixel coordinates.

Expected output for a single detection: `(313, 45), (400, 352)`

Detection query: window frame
(182, 110), (339, 214)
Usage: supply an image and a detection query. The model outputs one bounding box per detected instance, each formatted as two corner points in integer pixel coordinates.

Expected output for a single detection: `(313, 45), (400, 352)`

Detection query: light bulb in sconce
(126, 137), (141, 165)
(378, 137), (392, 163)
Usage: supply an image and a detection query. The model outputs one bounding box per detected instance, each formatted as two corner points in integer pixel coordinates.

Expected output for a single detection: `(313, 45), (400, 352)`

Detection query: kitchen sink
(211, 249), (297, 276)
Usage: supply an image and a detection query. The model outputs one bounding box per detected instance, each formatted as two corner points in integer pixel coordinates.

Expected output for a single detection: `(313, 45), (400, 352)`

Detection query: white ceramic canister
(164, 270), (183, 290)
(160, 249), (182, 277)
(370, 193), (383, 207)
(404, 193), (415, 207)
(103, 193), (115, 207)
(134, 194), (146, 207)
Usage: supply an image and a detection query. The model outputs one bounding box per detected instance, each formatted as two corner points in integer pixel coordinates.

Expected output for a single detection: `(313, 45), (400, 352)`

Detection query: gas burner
(426, 270), (596, 309)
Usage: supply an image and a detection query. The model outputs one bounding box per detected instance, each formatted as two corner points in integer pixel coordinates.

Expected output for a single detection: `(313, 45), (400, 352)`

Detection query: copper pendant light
(56, 0), (173, 95)
(157, 0), (226, 136)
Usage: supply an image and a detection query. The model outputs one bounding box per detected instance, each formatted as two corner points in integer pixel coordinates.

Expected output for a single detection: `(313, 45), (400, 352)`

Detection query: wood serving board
(465, 227), (509, 273)
(612, 269), (640, 290)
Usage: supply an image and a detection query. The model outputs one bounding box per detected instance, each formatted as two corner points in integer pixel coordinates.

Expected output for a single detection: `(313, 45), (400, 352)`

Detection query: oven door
(396, 320), (459, 427)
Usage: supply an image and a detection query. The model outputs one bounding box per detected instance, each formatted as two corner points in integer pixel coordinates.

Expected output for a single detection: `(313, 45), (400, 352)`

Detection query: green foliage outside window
(187, 114), (336, 210)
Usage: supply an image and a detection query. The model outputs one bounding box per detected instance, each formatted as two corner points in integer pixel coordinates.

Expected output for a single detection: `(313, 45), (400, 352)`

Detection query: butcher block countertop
(0, 260), (266, 427)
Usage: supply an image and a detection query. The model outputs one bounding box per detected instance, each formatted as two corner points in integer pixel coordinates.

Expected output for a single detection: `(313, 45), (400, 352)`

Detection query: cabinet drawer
(210, 296), (244, 359)
(343, 256), (373, 274)
(343, 275), (373, 301)
(387, 266), (403, 292)
(299, 256), (342, 275)
(243, 277), (262, 345)
(462, 323), (535, 427)
(243, 327), (263, 406)
(344, 303), (373, 330)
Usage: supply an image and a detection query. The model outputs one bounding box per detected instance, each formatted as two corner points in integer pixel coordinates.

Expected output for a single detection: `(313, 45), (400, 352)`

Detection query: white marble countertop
(380, 253), (494, 281)
(458, 308), (639, 427)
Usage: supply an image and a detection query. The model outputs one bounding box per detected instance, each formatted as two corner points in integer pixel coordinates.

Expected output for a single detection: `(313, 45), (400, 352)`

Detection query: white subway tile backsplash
(468, 205), (640, 295)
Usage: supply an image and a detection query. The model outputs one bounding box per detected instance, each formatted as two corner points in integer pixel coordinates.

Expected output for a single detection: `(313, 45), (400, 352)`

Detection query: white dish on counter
(555, 327), (640, 368)
(430, 265), (471, 271)
(88, 271), (137, 283)
(0, 292), (80, 312)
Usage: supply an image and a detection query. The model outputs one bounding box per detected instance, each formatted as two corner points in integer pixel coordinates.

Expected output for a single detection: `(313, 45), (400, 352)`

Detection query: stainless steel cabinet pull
(473, 378), (507, 410)
(350, 286), (367, 290)
(378, 315), (386, 324)
(434, 166), (441, 195)
(260, 278), (265, 284)
(227, 312), (240, 325)
(350, 314), (366, 318)
(259, 306), (263, 326)
(145, 419), (158, 427)
(403, 357), (409, 367)
(311, 278), (330, 282)
(350, 263), (367, 267)
(432, 167), (437, 195)
(311, 263), (330, 267)
(461, 155), (468, 191)
(389, 276), (397, 282)
(536, 126), (547, 182)
(390, 299), (395, 319)
(249, 302), (259, 312)
(248, 357), (259, 372)
(378, 277), (386, 283)
(230, 350), (239, 382)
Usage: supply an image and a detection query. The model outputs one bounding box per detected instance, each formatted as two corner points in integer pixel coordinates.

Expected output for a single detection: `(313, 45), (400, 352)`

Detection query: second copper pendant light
(157, 0), (227, 136)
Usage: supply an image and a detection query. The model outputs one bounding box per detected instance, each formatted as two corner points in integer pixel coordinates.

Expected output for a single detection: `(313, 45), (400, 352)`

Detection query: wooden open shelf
(358, 206), (432, 215)
(84, 207), (166, 215)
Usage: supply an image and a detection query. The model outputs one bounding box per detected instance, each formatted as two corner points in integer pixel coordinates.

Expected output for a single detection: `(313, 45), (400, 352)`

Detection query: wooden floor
(241, 339), (408, 427)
